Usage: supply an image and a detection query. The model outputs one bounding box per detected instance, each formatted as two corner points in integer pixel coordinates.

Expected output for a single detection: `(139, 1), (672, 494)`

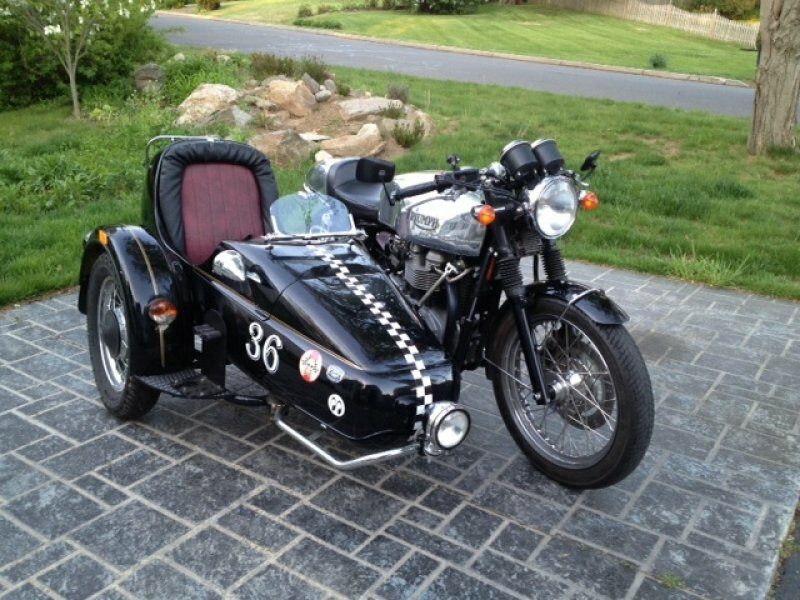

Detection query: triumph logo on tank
(299, 349), (322, 382)
(409, 212), (439, 231)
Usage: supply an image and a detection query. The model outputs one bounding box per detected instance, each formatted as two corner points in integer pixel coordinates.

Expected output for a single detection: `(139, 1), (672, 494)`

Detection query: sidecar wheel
(488, 297), (653, 489)
(86, 254), (159, 419)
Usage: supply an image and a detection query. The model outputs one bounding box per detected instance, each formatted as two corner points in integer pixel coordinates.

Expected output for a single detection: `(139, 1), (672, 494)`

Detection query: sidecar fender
(78, 226), (190, 374)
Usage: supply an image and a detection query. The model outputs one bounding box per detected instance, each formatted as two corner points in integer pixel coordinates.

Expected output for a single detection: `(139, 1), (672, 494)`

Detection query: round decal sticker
(326, 365), (345, 384)
(328, 394), (346, 417)
(299, 349), (322, 383)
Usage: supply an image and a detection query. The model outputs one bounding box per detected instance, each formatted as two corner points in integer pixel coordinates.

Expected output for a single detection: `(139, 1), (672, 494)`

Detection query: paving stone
(627, 482), (699, 537)
(73, 474), (128, 506)
(16, 391), (79, 417)
(233, 564), (326, 599)
(285, 504), (369, 552)
(653, 539), (769, 599)
(38, 554), (116, 600)
(420, 486), (465, 515)
(217, 505), (296, 552)
(97, 449), (170, 487)
(453, 453), (508, 494)
(746, 402), (798, 436)
(180, 425), (256, 461)
(380, 470), (434, 500)
(472, 483), (568, 531)
(579, 486), (632, 517)
(0, 413), (49, 452)
(117, 423), (193, 459)
(656, 406), (726, 440)
(0, 335), (41, 362)
(34, 399), (122, 442)
(712, 448), (800, 506)
(134, 454), (259, 522)
(472, 551), (569, 599)
(169, 527), (266, 590)
(497, 457), (582, 507)
(650, 424), (715, 460)
(685, 531), (773, 572)
(634, 575), (710, 599)
(404, 455), (462, 483)
(385, 521), (472, 565)
(657, 470), (762, 515)
(14, 435), (73, 462)
(356, 536), (409, 570)
(5, 481), (103, 538)
(0, 582), (50, 600)
(561, 508), (659, 562)
(122, 560), (221, 600)
(0, 386), (28, 413)
(1, 541), (74, 583)
(70, 501), (188, 569)
(534, 534), (638, 598)
(247, 484), (301, 516)
(0, 516), (41, 565)
(376, 552), (439, 600)
(239, 446), (335, 495)
(194, 402), (267, 437)
(490, 522), (543, 562)
(135, 406), (195, 435)
(279, 538), (381, 597)
(441, 505), (502, 549)
(0, 455), (50, 499)
(419, 567), (516, 600)
(43, 434), (136, 479)
(312, 477), (406, 530)
(11, 353), (78, 382)
(401, 506), (442, 529)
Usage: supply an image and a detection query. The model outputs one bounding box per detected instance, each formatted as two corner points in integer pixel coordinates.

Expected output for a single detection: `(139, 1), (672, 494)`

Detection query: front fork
(492, 227), (552, 405)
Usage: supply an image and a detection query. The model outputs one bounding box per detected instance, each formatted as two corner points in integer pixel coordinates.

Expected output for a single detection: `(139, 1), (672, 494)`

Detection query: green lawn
(1, 55), (798, 307)
(202, 2), (758, 81)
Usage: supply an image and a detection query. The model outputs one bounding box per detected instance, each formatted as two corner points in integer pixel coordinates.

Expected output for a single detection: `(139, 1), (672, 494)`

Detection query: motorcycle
(78, 135), (653, 489)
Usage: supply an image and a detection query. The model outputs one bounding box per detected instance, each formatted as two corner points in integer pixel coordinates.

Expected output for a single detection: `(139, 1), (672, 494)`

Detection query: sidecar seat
(155, 139), (279, 265)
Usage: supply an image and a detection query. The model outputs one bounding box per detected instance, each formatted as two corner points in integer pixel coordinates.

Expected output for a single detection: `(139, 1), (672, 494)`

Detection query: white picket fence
(529, 0), (759, 48)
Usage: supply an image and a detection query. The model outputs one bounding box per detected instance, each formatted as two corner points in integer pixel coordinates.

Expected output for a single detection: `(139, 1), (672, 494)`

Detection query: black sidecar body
(78, 137), (469, 467)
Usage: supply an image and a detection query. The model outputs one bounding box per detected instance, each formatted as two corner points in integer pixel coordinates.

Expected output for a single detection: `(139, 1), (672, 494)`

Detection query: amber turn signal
(580, 192), (600, 211)
(474, 205), (496, 226)
(148, 298), (178, 327)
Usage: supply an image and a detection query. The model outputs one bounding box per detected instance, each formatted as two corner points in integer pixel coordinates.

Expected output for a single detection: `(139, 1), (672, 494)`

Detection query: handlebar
(392, 173), (455, 202)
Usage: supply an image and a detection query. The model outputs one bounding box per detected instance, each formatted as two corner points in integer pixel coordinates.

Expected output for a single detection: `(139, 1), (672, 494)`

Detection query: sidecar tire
(86, 254), (159, 420)
(488, 297), (654, 489)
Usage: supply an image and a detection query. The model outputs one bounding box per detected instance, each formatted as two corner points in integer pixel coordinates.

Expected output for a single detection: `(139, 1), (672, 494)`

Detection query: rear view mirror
(212, 250), (246, 283)
(581, 150), (601, 174)
(356, 157), (395, 184)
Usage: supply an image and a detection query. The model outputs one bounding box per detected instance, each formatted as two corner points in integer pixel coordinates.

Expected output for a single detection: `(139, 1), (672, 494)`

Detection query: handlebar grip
(393, 176), (453, 201)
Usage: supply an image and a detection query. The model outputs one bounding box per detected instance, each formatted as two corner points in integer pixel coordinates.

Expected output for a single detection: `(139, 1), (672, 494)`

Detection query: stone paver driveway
(1, 262), (799, 600)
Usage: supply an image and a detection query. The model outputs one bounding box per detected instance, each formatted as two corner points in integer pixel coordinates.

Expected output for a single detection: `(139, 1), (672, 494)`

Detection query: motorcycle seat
(326, 158), (393, 221)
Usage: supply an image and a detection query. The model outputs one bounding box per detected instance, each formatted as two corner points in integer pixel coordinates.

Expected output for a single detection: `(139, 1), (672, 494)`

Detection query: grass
(1, 51), (799, 307)
(201, 2), (758, 81)
(657, 573), (686, 590)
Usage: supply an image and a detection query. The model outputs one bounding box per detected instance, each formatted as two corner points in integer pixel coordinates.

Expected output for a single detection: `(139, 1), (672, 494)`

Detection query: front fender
(78, 226), (190, 374)
(527, 281), (630, 325)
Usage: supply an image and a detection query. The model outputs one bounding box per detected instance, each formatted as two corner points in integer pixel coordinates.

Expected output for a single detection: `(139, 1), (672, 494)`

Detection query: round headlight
(526, 176), (578, 239)
(435, 408), (471, 450)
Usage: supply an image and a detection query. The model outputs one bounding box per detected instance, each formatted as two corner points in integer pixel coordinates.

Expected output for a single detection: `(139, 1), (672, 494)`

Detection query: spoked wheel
(489, 297), (653, 488)
(87, 254), (159, 419)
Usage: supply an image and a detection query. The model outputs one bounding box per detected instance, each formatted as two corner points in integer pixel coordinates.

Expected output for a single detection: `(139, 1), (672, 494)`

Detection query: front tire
(488, 297), (653, 488)
(86, 254), (159, 419)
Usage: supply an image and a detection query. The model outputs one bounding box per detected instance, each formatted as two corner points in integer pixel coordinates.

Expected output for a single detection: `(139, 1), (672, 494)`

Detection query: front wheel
(488, 297), (653, 488)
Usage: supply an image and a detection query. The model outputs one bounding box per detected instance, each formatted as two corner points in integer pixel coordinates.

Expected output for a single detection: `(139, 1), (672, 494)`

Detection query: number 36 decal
(245, 322), (283, 374)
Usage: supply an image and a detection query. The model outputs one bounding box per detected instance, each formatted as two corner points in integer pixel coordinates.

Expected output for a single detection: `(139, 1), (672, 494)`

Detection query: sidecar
(77, 136), (470, 468)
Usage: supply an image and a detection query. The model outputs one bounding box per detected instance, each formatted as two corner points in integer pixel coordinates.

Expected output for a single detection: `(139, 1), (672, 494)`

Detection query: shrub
(392, 120), (425, 148)
(386, 83), (409, 104)
(158, 0), (187, 7)
(338, 82), (351, 96)
(251, 52), (296, 80)
(415, 0), (480, 14)
(298, 55), (330, 82)
(380, 105), (405, 119)
(366, 0), (379, 7)
(316, 3), (336, 13)
(293, 18), (343, 29)
(197, 0), (221, 10)
(649, 54), (668, 69)
(297, 4), (314, 17)
(677, 0), (758, 20)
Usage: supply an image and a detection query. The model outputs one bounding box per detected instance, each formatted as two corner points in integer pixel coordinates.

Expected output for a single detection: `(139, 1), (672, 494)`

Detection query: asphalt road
(153, 13), (769, 119)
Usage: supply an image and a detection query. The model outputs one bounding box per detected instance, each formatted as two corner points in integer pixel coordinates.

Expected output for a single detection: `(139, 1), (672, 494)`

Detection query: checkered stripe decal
(313, 247), (432, 433)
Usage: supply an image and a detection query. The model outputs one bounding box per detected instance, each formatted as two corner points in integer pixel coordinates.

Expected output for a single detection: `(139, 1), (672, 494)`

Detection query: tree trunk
(67, 66), (81, 119)
(748, 0), (800, 155)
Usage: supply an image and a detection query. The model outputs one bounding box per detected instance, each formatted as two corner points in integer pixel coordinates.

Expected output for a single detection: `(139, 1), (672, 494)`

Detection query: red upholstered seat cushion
(181, 163), (265, 265)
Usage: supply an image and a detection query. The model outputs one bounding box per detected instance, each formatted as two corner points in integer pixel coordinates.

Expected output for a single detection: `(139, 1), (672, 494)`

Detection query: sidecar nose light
(148, 298), (178, 327)
(424, 402), (470, 456)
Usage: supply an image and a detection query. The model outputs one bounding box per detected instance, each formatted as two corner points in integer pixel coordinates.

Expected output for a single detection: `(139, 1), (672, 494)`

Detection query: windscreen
(270, 192), (353, 235)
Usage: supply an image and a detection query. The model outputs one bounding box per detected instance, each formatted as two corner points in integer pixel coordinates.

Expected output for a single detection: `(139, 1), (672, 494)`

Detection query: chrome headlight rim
(526, 175), (579, 240)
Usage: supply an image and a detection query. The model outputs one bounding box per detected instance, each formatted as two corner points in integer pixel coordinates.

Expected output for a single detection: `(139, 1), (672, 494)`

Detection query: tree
(748, 0), (800, 154)
(1, 0), (156, 118)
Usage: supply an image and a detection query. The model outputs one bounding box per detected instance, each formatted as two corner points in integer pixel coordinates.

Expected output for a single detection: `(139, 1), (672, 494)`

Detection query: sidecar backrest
(156, 139), (279, 265)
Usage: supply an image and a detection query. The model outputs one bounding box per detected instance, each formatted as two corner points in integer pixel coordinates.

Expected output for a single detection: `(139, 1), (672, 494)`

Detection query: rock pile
(172, 73), (433, 167)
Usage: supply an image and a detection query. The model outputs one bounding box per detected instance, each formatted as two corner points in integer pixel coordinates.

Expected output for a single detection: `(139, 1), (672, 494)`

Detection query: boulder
(267, 80), (316, 118)
(175, 83), (239, 126)
(249, 130), (317, 167)
(407, 109), (434, 137)
(172, 52), (186, 62)
(315, 89), (332, 103)
(212, 105), (254, 128)
(321, 124), (385, 157)
(379, 117), (397, 137)
(323, 78), (337, 94)
(299, 132), (331, 142)
(315, 150), (334, 163)
(242, 95), (272, 111)
(301, 73), (321, 94)
(261, 75), (292, 87)
(337, 97), (402, 121)
(134, 63), (165, 94)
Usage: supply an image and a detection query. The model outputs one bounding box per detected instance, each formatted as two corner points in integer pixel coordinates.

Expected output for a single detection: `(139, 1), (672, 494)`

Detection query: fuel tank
(219, 239), (455, 442)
